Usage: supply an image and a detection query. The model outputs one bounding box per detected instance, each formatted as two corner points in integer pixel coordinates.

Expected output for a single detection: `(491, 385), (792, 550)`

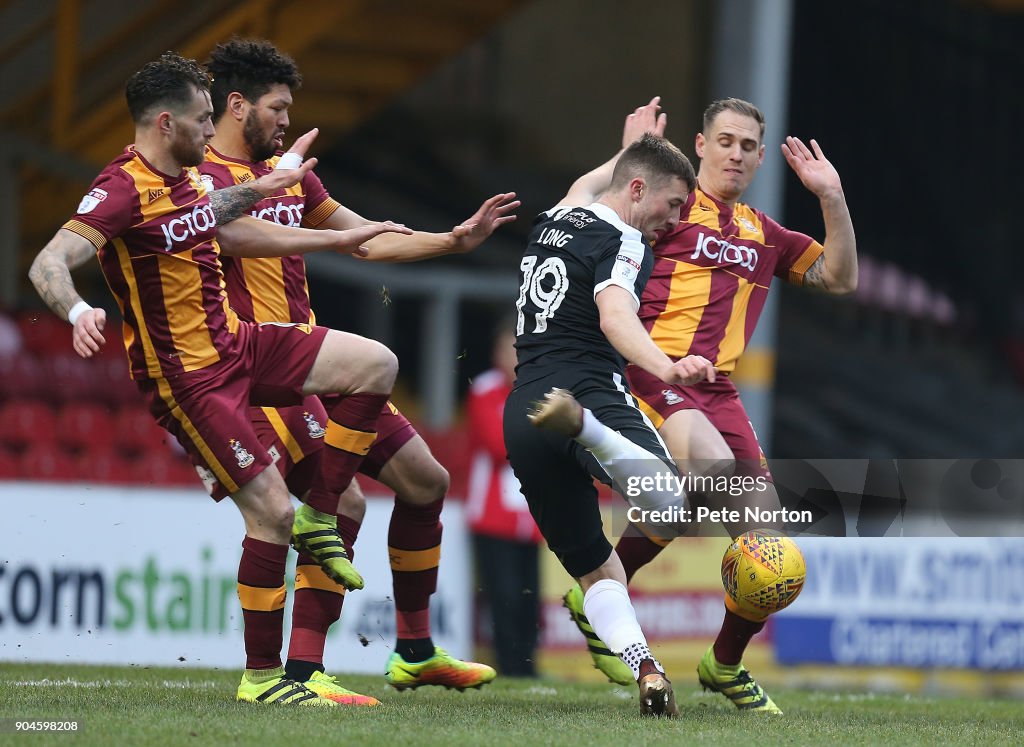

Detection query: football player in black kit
(504, 98), (715, 717)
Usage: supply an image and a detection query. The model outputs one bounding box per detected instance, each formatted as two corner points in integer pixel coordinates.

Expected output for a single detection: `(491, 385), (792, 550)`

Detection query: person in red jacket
(466, 317), (542, 677)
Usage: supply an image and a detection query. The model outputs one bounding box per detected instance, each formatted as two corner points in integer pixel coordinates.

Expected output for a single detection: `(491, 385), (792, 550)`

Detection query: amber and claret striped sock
(238, 536), (289, 670)
(285, 515), (362, 681)
(389, 497), (443, 662)
(307, 393), (389, 511)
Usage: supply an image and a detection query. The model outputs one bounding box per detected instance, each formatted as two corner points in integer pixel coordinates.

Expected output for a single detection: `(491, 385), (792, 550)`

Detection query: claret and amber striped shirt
(64, 147), (239, 380)
(199, 147), (341, 325)
(640, 186), (823, 374)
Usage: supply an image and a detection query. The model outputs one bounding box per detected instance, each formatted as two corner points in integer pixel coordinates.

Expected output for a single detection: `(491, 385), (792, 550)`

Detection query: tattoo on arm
(803, 255), (830, 291)
(208, 185), (264, 225)
(28, 234), (95, 320)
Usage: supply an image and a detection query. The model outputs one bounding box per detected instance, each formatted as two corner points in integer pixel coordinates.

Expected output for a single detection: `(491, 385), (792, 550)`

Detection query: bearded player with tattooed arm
(28, 51), (412, 707)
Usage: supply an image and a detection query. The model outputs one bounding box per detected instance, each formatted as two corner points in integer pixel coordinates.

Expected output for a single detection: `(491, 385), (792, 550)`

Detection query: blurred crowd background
(2, 0), (1023, 481)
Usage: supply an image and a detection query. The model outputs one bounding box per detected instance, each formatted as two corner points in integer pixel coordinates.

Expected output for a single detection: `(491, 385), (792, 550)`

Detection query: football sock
(238, 536), (289, 670)
(622, 643), (665, 680)
(389, 497), (443, 651)
(286, 515), (361, 671)
(575, 409), (683, 512)
(244, 665), (286, 683)
(307, 393), (389, 512)
(583, 578), (657, 680)
(713, 607), (766, 666)
(284, 658), (322, 683)
(395, 636), (436, 663)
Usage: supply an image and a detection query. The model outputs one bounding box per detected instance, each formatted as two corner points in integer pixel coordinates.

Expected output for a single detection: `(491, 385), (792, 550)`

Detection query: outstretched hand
(252, 128), (321, 195)
(622, 96), (667, 148)
(449, 192), (520, 253)
(333, 221), (414, 257)
(72, 308), (107, 359)
(781, 136), (843, 200)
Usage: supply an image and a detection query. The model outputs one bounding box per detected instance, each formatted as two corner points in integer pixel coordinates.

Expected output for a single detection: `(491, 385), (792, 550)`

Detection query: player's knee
(351, 342), (397, 393)
(400, 460), (449, 505)
(266, 500), (295, 537)
(257, 478), (295, 535)
(421, 461), (450, 502)
(322, 338), (398, 395)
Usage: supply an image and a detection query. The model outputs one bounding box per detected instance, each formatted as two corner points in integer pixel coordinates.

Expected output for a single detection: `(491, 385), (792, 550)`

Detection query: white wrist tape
(68, 301), (93, 325)
(275, 152), (303, 170)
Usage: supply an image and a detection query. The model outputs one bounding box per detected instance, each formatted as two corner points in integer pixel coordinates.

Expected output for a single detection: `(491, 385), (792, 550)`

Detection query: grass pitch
(1, 662), (1021, 746)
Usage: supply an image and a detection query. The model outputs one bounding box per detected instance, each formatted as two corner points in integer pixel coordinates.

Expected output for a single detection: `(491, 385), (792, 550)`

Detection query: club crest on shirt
(736, 216), (758, 234)
(199, 174), (215, 195)
(303, 411), (326, 439)
(76, 188), (108, 214)
(662, 389), (684, 406)
(229, 438), (255, 468)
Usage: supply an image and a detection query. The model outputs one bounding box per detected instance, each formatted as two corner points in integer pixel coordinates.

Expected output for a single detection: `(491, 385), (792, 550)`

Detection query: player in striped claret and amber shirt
(562, 98), (857, 715)
(29, 51), (418, 707)
(199, 38), (518, 702)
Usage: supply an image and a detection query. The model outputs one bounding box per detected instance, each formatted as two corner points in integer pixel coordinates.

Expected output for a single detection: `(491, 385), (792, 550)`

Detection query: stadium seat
(78, 450), (135, 484)
(112, 406), (168, 456)
(43, 355), (99, 404)
(16, 311), (72, 357)
(0, 309), (24, 357)
(132, 450), (198, 488)
(92, 357), (138, 406)
(0, 353), (46, 401)
(0, 399), (57, 449)
(57, 402), (115, 453)
(0, 446), (19, 479)
(19, 442), (78, 481)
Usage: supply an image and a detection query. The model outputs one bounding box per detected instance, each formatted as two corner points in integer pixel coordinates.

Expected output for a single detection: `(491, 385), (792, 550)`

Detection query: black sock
(284, 658), (323, 683)
(396, 637), (435, 663)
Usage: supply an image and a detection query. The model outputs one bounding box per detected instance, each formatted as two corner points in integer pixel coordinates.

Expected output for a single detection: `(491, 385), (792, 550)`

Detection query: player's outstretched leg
(296, 331), (399, 591)
(291, 503), (364, 591)
(385, 646), (496, 691)
(562, 583), (633, 685)
(696, 644), (781, 715)
(236, 668), (337, 707)
(529, 388), (683, 513)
